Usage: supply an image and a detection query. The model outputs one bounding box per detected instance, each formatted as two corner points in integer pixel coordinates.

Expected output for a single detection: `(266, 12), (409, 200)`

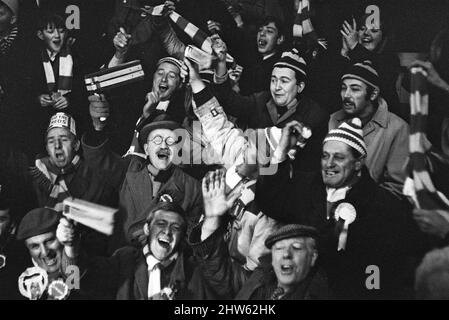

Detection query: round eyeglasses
(149, 135), (178, 146)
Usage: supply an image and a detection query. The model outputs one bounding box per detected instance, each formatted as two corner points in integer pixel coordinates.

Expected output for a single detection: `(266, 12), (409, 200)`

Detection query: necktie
(148, 262), (161, 299)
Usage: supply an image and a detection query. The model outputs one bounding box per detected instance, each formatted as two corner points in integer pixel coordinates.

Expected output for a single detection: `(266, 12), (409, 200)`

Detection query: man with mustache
(329, 60), (410, 195)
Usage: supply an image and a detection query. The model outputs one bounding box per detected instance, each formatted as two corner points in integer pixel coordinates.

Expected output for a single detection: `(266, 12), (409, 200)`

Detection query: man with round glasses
(85, 99), (203, 251)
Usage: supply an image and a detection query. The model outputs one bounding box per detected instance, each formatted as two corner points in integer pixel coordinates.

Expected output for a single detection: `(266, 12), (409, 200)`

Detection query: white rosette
(335, 203), (357, 251)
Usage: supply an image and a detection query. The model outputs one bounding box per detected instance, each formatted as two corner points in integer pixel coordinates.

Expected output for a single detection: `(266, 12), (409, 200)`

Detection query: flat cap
(17, 208), (60, 241)
(265, 224), (319, 249)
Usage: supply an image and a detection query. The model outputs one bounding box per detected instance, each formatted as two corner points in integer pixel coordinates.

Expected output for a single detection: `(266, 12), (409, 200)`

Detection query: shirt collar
(144, 245), (179, 270)
(369, 98), (389, 128)
(46, 49), (58, 62)
(263, 52), (277, 61)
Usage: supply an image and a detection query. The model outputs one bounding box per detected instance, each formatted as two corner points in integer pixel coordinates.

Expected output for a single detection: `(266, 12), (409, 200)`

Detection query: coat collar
(331, 98), (390, 135)
(342, 167), (378, 212)
(266, 98), (300, 125)
(134, 256), (149, 299)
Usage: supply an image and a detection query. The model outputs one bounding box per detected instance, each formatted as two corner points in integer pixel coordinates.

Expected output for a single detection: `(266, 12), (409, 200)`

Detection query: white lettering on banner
(365, 5), (380, 30)
(66, 5), (81, 30)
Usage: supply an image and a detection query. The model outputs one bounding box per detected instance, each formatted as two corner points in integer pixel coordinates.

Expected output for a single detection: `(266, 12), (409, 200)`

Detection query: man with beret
(189, 170), (331, 300)
(57, 200), (204, 300)
(86, 93), (202, 250)
(257, 117), (424, 299)
(15, 208), (81, 300)
(329, 60), (411, 195)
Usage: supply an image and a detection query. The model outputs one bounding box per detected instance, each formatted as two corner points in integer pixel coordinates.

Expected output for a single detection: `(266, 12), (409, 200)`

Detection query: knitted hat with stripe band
(323, 118), (367, 157)
(157, 57), (183, 73)
(273, 48), (307, 79)
(342, 60), (380, 92)
(47, 112), (77, 137)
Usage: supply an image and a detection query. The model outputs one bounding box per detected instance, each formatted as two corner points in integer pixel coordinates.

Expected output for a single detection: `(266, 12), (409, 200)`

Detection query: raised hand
(183, 58), (205, 94)
(210, 34), (227, 62)
(113, 27), (132, 56)
(207, 20), (222, 35)
(88, 94), (110, 130)
(413, 209), (449, 239)
(340, 18), (359, 51)
(56, 218), (76, 247)
(201, 169), (242, 240)
(275, 121), (307, 161)
(143, 91), (160, 118)
(410, 60), (449, 92)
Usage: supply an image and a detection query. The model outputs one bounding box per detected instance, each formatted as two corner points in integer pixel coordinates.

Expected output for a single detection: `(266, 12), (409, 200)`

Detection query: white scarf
(42, 50), (73, 95)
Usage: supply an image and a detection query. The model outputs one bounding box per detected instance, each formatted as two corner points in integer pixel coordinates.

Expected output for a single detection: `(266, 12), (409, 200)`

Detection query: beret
(265, 224), (319, 249)
(17, 208), (60, 241)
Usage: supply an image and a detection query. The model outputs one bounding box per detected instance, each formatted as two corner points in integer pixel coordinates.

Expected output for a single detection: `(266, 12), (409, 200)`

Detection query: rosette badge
(335, 203), (357, 251)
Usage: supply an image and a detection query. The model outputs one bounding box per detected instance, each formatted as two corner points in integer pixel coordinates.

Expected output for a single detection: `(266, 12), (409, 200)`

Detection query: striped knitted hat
(342, 60), (380, 91)
(273, 48), (307, 78)
(323, 118), (367, 156)
(157, 57), (183, 72)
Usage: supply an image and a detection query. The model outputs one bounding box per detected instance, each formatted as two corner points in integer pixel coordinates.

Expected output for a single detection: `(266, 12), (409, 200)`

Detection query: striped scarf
(0, 25), (18, 56)
(42, 50), (73, 95)
(138, 4), (234, 63)
(293, 0), (317, 41)
(404, 67), (449, 210)
(29, 155), (81, 212)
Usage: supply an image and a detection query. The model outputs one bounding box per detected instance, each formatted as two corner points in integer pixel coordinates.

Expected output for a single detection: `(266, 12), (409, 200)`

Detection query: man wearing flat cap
(85, 93), (202, 250)
(57, 200), (205, 300)
(189, 170), (331, 300)
(257, 117), (424, 299)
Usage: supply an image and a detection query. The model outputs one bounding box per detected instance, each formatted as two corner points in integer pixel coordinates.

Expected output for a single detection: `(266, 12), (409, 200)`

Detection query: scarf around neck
(30, 155), (81, 212)
(42, 48), (73, 95)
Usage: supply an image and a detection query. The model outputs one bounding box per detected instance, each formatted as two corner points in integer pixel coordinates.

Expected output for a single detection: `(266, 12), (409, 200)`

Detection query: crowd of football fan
(1, 0), (449, 300)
